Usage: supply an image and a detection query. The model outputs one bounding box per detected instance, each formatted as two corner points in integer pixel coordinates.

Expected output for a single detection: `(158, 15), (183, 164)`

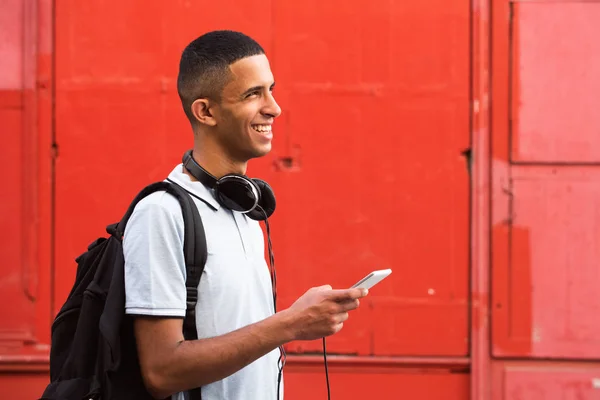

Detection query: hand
(285, 285), (368, 341)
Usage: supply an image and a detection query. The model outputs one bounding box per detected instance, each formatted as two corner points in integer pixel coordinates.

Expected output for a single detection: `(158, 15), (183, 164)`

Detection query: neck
(184, 145), (248, 182)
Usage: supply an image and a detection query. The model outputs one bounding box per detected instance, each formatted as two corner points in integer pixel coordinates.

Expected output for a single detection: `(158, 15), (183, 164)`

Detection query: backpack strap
(113, 181), (206, 400)
(113, 181), (207, 340)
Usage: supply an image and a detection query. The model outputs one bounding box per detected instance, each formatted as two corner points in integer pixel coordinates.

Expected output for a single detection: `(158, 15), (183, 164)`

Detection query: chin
(249, 144), (272, 159)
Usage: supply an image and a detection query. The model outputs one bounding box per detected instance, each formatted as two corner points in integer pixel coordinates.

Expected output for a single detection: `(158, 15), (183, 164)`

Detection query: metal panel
(284, 358), (469, 400)
(494, 166), (600, 359)
(54, 0), (471, 358)
(0, 0), (32, 348)
(53, 0), (279, 315)
(471, 0), (494, 398)
(0, 373), (52, 400)
(0, 0), (52, 358)
(510, 2), (600, 163)
(501, 364), (600, 400)
(0, 15), (53, 400)
(493, 0), (600, 361)
(0, 101), (35, 345)
(271, 0), (471, 357)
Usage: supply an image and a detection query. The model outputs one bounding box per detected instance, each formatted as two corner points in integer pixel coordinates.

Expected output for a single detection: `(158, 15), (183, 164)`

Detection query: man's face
(212, 54), (282, 162)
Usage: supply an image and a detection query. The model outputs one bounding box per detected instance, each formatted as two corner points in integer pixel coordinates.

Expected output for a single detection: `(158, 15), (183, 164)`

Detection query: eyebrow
(240, 82), (276, 98)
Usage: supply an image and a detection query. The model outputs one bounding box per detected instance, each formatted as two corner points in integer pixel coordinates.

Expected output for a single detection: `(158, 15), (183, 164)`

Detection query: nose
(262, 91), (282, 119)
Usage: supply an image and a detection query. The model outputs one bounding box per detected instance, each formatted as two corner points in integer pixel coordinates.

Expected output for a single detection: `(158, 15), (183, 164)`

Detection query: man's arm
(135, 309), (292, 399)
(135, 286), (366, 399)
(123, 196), (366, 398)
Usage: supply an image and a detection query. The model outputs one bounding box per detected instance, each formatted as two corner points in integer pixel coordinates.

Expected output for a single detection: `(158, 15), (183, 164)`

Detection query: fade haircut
(177, 30), (265, 125)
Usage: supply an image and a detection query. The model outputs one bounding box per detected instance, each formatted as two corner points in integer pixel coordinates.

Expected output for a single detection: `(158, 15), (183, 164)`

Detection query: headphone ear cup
(214, 174), (260, 213)
(247, 179), (276, 221)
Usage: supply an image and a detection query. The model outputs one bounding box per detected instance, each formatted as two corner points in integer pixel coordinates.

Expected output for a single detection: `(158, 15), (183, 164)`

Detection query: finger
(333, 322), (344, 334)
(338, 299), (360, 312)
(335, 312), (349, 323)
(327, 288), (368, 301)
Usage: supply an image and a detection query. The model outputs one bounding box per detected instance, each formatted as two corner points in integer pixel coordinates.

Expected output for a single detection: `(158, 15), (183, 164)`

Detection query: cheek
(220, 103), (256, 131)
(235, 104), (256, 124)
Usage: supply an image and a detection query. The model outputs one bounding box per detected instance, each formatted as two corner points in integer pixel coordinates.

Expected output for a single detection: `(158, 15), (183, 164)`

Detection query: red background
(1, 0), (599, 399)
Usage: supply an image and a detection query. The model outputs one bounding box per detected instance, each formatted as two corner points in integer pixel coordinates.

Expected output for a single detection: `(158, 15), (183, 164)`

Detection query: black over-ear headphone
(182, 149), (276, 221)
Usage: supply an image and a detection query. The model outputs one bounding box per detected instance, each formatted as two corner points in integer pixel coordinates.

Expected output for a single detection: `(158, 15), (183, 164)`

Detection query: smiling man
(122, 30), (367, 400)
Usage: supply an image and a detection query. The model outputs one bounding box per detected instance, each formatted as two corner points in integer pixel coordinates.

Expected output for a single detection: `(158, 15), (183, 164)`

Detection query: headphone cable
(323, 337), (331, 400)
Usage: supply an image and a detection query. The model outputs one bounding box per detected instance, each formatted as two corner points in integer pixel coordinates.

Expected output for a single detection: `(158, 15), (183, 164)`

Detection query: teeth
(252, 125), (272, 132)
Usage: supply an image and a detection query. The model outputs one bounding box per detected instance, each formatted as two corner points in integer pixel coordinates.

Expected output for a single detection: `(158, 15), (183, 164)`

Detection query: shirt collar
(166, 164), (221, 210)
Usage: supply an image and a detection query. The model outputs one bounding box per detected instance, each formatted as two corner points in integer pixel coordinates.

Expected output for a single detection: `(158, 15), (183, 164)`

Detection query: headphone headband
(182, 150), (218, 188)
(180, 149), (276, 220)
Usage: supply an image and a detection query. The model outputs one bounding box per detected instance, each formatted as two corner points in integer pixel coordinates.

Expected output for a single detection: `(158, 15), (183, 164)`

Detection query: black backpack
(40, 181), (206, 400)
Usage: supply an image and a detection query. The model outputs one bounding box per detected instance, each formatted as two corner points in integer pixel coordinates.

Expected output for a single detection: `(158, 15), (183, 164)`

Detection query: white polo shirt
(123, 164), (283, 400)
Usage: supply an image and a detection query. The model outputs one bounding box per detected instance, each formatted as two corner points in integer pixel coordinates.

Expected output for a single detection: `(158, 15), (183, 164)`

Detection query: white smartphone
(351, 269), (392, 290)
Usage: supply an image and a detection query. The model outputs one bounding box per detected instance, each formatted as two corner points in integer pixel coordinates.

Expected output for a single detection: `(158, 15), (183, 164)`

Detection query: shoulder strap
(113, 181), (207, 340)
(113, 181), (206, 400)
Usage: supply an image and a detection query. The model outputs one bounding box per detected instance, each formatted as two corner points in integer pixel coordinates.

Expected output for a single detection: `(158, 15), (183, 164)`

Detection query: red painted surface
(510, 2), (600, 164)
(489, 1), (600, 398)
(511, 167), (600, 358)
(502, 368), (600, 400)
(494, 165), (600, 358)
(491, 361), (600, 400)
(492, 0), (600, 361)
(0, 0), (31, 351)
(284, 357), (469, 400)
(0, 373), (53, 400)
(53, 0), (471, 361)
(3, 0), (600, 399)
(471, 1), (492, 399)
(0, 0), (53, 384)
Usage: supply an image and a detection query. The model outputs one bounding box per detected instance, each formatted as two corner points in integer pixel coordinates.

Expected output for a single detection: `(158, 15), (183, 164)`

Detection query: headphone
(182, 149), (277, 221)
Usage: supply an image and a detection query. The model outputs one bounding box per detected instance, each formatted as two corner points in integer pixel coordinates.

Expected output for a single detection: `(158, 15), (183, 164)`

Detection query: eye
(245, 90), (260, 99)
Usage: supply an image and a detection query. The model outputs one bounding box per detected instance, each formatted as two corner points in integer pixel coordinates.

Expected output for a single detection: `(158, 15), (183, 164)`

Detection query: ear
(191, 98), (217, 127)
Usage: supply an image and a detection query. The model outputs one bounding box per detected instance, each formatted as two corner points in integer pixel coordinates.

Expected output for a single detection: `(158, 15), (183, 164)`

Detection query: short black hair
(177, 30), (265, 125)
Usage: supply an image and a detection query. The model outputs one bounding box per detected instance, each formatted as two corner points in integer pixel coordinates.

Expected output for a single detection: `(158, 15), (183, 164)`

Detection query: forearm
(146, 310), (295, 398)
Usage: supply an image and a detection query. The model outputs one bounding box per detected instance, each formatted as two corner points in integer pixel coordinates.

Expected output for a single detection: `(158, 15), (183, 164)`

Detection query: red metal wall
(50, 0), (471, 398)
(53, 0), (471, 352)
(4, 0), (599, 399)
(490, 1), (600, 398)
(6, 0), (468, 398)
(0, 0), (53, 397)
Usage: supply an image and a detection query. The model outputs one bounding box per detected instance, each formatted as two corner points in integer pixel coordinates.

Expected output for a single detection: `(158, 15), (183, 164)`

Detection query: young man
(122, 30), (367, 400)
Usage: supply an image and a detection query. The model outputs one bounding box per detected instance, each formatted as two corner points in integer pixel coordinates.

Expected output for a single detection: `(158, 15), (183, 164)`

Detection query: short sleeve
(123, 194), (187, 317)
